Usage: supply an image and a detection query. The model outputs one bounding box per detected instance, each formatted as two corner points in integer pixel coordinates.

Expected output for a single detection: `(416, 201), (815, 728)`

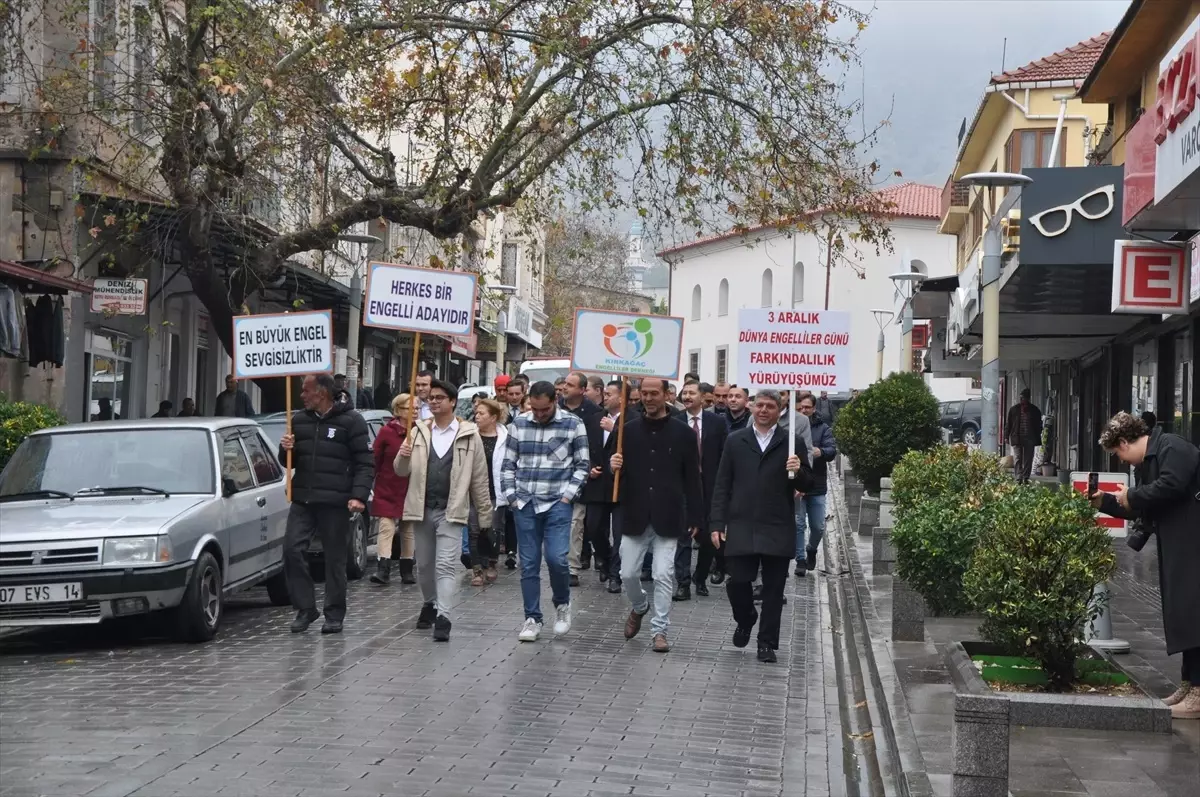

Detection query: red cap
(494, 374), (511, 389)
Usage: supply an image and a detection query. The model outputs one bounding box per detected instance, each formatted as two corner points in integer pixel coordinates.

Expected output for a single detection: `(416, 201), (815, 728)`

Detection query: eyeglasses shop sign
(90, 278), (147, 315)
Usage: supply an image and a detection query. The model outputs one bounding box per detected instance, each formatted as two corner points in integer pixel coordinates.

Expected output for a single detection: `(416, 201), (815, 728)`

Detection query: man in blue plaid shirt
(502, 380), (590, 643)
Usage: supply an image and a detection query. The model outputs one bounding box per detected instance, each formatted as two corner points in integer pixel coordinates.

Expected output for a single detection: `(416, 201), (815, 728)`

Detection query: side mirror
(222, 478), (238, 498)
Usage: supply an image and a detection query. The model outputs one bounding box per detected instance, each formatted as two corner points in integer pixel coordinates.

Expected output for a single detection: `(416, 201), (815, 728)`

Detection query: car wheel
(347, 515), (368, 580)
(265, 572), (291, 606)
(173, 551), (223, 643)
(961, 425), (979, 445)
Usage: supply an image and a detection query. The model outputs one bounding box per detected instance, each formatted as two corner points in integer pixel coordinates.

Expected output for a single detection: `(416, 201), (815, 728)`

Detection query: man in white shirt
(414, 370), (434, 421)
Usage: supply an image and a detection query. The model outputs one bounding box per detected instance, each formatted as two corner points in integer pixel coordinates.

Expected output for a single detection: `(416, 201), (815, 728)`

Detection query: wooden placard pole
(285, 375), (294, 502)
(612, 376), (628, 502)
(406, 332), (422, 431)
(788, 389), (797, 480)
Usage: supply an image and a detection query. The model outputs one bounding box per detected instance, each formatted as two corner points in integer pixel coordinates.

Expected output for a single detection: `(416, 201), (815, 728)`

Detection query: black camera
(1126, 518), (1152, 552)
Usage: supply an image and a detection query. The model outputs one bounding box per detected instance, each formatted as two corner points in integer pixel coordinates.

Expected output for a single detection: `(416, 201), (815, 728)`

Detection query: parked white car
(0, 418), (290, 642)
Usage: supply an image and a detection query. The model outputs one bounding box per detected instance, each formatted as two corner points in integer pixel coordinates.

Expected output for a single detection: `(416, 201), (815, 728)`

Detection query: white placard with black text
(233, 310), (333, 379)
(363, 262), (477, 336)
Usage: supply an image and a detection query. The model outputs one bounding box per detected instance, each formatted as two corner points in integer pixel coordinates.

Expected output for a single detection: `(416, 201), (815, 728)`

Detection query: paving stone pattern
(0, 552), (839, 797)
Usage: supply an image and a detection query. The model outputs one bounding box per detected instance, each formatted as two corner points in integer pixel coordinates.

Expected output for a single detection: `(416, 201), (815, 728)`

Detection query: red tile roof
(990, 33), (1111, 84)
(657, 182), (942, 258)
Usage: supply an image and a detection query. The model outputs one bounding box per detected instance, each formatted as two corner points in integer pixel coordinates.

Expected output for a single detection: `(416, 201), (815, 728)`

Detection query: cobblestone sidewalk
(0, 549), (844, 797)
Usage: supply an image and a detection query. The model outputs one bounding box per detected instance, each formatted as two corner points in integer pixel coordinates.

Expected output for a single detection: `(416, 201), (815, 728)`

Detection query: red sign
(1123, 111), (1157, 225)
(1111, 240), (1188, 314)
(911, 322), (930, 349)
(446, 332), (477, 358)
(1070, 472), (1128, 534)
(1155, 29), (1200, 145)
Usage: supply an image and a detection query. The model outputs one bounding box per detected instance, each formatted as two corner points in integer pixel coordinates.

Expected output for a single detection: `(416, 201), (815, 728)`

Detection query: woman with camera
(1092, 412), (1200, 720)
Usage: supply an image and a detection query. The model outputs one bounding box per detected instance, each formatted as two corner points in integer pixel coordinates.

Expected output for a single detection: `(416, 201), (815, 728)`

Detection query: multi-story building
(661, 183), (975, 399)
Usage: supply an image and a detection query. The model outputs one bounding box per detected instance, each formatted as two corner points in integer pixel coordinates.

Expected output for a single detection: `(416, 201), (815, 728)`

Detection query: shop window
(86, 330), (132, 421)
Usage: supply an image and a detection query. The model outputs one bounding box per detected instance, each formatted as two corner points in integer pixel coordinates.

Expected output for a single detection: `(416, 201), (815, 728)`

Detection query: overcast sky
(844, 0), (1129, 186)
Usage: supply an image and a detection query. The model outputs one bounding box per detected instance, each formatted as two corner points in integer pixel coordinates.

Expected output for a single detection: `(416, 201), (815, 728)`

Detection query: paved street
(0, 557), (841, 797)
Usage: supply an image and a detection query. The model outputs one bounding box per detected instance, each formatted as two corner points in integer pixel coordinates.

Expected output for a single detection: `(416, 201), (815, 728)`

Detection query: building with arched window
(662, 183), (975, 398)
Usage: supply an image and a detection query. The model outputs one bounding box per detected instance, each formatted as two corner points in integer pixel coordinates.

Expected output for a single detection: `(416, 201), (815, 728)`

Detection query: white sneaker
(518, 618), (542, 642)
(553, 603), (572, 637)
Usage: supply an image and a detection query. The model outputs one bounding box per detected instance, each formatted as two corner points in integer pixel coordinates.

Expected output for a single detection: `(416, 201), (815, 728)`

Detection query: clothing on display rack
(0, 284), (26, 359)
(26, 294), (65, 368)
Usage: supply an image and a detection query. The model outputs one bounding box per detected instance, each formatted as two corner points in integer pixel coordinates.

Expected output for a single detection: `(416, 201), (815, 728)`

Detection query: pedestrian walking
(278, 374), (374, 635)
(1092, 412), (1200, 720)
(214, 375), (255, 417)
(502, 380), (590, 642)
(413, 371), (435, 421)
(814, 391), (836, 427)
(582, 380), (624, 590)
(795, 391), (837, 576)
(151, 400), (172, 418)
(608, 377), (703, 653)
(713, 382), (730, 416)
(674, 382), (727, 601)
(369, 393), (415, 586)
(558, 371), (603, 585)
(504, 376), (527, 422)
(468, 398), (509, 586)
(709, 389), (813, 663)
(724, 385), (751, 432)
(394, 379), (493, 641)
(1005, 388), (1042, 483)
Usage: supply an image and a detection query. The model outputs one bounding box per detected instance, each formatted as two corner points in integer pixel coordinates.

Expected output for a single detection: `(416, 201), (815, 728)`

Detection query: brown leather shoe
(652, 633), (670, 653)
(624, 608), (647, 639)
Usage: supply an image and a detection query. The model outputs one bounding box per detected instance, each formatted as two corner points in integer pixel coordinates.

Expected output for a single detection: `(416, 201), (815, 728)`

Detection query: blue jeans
(619, 531), (677, 636)
(461, 526), (470, 555)
(513, 501), (572, 623)
(795, 493), (827, 560)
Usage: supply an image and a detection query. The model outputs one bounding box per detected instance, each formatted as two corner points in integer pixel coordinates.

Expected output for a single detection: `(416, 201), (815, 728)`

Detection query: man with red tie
(674, 382), (729, 601)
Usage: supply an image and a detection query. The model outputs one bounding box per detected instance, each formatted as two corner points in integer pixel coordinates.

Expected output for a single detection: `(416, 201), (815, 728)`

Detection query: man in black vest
(709, 389), (812, 663)
(609, 377), (703, 653)
(674, 382), (728, 600)
(279, 373), (374, 635)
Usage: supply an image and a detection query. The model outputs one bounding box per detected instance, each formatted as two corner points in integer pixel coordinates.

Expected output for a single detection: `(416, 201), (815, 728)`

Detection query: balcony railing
(941, 176), (970, 218)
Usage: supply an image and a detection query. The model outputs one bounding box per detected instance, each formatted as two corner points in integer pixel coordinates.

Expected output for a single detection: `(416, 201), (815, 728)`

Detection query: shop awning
(0, 259), (94, 294)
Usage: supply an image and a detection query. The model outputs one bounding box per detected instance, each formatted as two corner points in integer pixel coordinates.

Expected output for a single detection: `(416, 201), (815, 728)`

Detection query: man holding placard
(279, 373), (374, 635)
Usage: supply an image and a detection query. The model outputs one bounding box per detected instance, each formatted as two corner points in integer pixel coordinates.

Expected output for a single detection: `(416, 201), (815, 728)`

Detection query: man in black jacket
(582, 380), (626, 590)
(560, 371), (603, 584)
(710, 389), (812, 663)
(674, 382), (728, 600)
(724, 385), (751, 432)
(609, 377), (703, 653)
(279, 373), (374, 635)
(795, 392), (838, 576)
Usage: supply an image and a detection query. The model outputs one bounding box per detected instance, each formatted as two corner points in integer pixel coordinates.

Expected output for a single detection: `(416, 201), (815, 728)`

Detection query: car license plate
(0, 583), (83, 604)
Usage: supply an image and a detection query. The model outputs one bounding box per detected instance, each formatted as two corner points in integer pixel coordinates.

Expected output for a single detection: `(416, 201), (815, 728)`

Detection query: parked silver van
(0, 418), (290, 642)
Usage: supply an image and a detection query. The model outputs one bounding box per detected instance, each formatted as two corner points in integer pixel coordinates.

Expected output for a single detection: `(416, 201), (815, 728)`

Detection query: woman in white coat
(469, 398), (509, 584)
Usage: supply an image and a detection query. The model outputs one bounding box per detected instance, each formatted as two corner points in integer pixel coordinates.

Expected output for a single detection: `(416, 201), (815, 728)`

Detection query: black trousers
(725, 554), (790, 649)
(674, 537), (692, 586)
(585, 502), (617, 576)
(694, 530), (725, 584)
(284, 503), (349, 622)
(1183, 647), (1200, 687)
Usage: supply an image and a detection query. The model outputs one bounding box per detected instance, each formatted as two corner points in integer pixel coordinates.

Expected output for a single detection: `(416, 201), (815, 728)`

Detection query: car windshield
(0, 429), (215, 496)
(522, 366), (567, 384)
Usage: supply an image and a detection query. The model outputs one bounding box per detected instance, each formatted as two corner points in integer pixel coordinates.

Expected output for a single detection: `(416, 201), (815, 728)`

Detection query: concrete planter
(857, 494), (879, 537)
(845, 480), (865, 527)
(945, 640), (1171, 733)
(872, 526), (895, 574)
(891, 574), (925, 642)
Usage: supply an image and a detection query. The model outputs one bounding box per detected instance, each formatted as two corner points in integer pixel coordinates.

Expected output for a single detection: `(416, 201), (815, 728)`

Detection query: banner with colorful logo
(570, 308), (684, 379)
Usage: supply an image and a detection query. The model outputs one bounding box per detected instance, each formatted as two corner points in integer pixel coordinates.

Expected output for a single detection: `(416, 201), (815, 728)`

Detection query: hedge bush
(963, 485), (1116, 691)
(890, 445), (1012, 615)
(0, 398), (66, 472)
(832, 371), (940, 492)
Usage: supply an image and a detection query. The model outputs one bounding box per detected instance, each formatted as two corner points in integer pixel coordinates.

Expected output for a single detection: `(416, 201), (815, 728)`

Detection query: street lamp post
(870, 309), (894, 382)
(888, 271), (927, 374)
(955, 172), (1033, 454)
(336, 233), (382, 385)
(490, 285), (518, 378)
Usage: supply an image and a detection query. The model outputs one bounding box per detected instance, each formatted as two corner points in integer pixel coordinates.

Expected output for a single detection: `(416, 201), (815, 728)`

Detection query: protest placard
(233, 310), (333, 380)
(363, 262), (477, 336)
(571, 308), (685, 379)
(736, 308), (851, 392)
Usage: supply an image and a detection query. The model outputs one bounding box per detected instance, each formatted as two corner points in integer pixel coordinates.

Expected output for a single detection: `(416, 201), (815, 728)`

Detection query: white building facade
(662, 184), (976, 400)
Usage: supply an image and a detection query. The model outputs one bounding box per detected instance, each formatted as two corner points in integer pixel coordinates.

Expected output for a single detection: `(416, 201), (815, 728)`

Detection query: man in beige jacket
(396, 378), (493, 641)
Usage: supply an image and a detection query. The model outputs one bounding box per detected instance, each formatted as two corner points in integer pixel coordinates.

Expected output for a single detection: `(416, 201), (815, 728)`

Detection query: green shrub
(832, 372), (940, 492)
(0, 399), (66, 471)
(890, 446), (1012, 615)
(963, 485), (1116, 691)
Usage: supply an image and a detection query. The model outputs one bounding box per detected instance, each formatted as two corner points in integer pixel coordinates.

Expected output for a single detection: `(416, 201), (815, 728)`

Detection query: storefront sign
(1018, 167), (1124, 266)
(232, 310), (333, 379)
(1192, 235), (1200, 305)
(504, 296), (543, 348)
(1110, 240), (1188, 314)
(1123, 111), (1158, 225)
(1155, 16), (1200, 202)
(90, 278), (147, 315)
(736, 309), (851, 391)
(571, 308), (684, 379)
(363, 262), (477, 336)
(1069, 471), (1128, 537)
(448, 332), (477, 358)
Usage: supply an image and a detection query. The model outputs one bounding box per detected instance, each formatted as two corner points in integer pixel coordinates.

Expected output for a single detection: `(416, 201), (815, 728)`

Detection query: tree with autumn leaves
(3, 0), (892, 356)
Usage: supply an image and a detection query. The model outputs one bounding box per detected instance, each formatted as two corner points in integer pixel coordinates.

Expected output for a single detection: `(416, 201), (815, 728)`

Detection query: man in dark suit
(609, 377), (703, 653)
(674, 382), (728, 600)
(582, 380), (626, 588)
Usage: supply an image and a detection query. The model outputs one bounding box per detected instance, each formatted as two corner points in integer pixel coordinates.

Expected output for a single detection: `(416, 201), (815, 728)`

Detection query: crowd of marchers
(275, 368), (840, 663)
